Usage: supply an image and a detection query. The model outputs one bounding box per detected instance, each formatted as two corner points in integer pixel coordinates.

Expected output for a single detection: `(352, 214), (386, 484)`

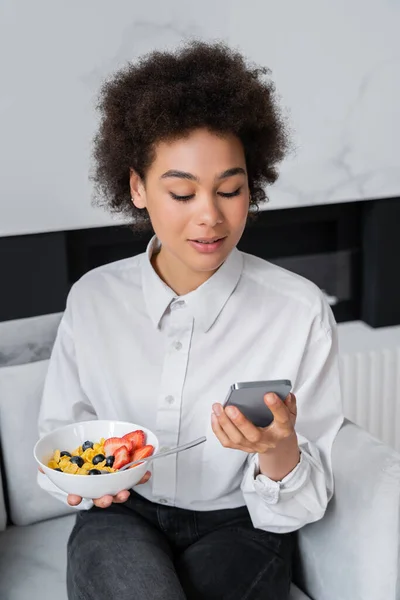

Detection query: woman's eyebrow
(217, 167), (246, 180)
(160, 170), (199, 182)
(160, 167), (246, 181)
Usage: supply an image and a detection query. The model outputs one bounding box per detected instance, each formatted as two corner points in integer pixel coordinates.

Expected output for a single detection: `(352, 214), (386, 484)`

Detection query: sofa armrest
(0, 462), (7, 531)
(294, 419), (400, 600)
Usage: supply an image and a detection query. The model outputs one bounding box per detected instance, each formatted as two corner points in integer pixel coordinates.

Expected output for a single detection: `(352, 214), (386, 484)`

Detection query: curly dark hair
(91, 40), (289, 230)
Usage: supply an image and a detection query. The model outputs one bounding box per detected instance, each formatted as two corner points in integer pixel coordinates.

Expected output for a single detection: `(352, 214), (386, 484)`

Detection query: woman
(38, 41), (343, 600)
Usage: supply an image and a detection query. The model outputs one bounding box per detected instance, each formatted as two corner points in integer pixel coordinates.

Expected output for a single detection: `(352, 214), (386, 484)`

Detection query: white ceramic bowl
(34, 420), (159, 499)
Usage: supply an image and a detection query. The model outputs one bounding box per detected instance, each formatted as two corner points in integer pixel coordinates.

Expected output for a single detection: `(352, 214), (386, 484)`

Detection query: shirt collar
(141, 235), (244, 333)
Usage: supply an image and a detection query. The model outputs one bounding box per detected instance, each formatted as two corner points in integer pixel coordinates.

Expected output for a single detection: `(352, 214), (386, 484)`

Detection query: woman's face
(130, 128), (250, 287)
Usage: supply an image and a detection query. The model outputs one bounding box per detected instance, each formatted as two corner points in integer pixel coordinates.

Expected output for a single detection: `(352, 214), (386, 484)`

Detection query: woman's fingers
(211, 393), (298, 453)
(112, 490), (131, 503)
(60, 472), (152, 510)
(211, 412), (232, 448)
(93, 495), (114, 508)
(93, 477), (151, 508)
(67, 494), (82, 506)
(284, 392), (297, 421)
(137, 471), (152, 485)
(224, 405), (262, 443)
(264, 393), (293, 427)
(212, 404), (245, 445)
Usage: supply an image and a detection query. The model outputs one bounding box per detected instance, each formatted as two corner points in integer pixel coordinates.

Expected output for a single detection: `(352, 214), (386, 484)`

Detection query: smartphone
(223, 380), (292, 428)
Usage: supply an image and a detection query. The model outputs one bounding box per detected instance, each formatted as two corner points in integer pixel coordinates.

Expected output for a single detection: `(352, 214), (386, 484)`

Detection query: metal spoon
(117, 436), (207, 471)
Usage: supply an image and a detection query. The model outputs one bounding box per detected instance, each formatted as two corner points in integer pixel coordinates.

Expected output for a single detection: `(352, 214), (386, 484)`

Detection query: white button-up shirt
(38, 236), (344, 534)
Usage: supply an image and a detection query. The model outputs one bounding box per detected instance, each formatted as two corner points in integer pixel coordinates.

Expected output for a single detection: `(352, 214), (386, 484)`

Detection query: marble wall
(0, 0), (399, 236)
(0, 314), (61, 368)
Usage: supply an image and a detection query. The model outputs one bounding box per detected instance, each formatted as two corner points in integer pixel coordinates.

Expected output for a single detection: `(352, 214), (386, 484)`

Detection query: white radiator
(338, 322), (400, 453)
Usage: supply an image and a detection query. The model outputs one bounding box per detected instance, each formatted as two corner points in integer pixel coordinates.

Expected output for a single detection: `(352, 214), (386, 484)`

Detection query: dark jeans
(67, 491), (294, 600)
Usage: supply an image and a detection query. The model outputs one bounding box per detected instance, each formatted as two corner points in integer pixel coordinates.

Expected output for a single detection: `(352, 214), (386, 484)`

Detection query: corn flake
(81, 448), (96, 462)
(63, 462), (79, 475)
(76, 467), (89, 475)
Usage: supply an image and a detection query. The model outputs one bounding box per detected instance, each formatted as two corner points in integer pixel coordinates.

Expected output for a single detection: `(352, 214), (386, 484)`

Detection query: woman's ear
(129, 169), (147, 209)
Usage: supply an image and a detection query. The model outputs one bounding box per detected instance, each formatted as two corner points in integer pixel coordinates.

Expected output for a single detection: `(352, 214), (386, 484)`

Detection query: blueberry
(92, 454), (106, 465)
(105, 456), (115, 468)
(55, 468), (62, 472)
(60, 451), (71, 457)
(82, 441), (94, 451)
(70, 456), (84, 468)
(88, 469), (101, 475)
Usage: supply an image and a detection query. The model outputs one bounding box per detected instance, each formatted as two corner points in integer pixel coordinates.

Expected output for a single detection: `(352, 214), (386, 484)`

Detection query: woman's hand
(211, 393), (300, 481)
(38, 467), (151, 508)
(67, 471), (152, 508)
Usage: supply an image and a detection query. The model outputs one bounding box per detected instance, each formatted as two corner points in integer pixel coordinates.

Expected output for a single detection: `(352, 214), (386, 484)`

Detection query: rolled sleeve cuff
(243, 450), (311, 505)
(37, 471), (94, 511)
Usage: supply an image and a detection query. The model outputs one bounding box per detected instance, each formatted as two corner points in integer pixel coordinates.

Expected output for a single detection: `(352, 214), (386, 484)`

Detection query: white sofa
(0, 316), (399, 600)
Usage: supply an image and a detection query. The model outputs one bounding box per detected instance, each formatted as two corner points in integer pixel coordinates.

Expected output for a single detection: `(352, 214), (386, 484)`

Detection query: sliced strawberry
(122, 430), (146, 452)
(113, 445), (130, 470)
(121, 438), (133, 452)
(104, 437), (132, 457)
(133, 444), (154, 462)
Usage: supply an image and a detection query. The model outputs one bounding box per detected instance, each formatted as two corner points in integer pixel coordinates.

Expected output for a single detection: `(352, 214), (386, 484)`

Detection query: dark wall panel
(361, 198), (400, 327)
(1, 199), (399, 327)
(0, 232), (69, 321)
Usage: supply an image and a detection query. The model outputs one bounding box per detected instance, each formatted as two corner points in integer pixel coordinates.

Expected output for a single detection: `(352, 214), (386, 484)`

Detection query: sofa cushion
(0, 514), (74, 600)
(0, 514), (309, 600)
(0, 360), (74, 526)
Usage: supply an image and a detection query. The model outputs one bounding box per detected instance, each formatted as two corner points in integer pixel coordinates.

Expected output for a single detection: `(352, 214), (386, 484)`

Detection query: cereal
(46, 431), (153, 475)
(47, 436), (115, 476)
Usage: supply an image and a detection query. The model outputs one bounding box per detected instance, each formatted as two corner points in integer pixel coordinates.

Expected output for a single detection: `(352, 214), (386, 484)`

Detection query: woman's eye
(170, 192), (195, 202)
(218, 187), (241, 198)
(170, 187), (242, 202)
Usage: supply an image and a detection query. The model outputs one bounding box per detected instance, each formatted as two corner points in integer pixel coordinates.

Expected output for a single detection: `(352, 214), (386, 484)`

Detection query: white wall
(1, 0), (399, 236)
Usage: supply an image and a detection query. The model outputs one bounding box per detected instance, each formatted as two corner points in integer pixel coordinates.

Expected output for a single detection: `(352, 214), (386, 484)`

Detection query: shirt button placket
(152, 309), (193, 504)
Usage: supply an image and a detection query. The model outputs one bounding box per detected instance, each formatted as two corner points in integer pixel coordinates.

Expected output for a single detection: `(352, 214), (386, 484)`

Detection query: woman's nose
(196, 195), (224, 226)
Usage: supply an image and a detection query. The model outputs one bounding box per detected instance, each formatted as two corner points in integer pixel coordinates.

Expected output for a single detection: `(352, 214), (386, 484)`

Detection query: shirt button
(159, 498), (168, 504)
(173, 341), (182, 351)
(165, 395), (175, 405)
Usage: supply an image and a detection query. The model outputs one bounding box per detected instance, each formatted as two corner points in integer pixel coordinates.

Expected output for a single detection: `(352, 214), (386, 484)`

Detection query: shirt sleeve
(37, 289), (96, 510)
(241, 316), (344, 534)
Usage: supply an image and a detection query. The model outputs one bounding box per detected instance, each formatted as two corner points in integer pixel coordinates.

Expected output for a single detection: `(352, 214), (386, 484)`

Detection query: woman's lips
(187, 237), (226, 253)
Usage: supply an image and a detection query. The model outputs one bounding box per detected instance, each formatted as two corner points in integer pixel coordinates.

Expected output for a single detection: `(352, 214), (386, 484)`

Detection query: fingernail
(226, 406), (238, 419)
(211, 413), (217, 424)
(213, 404), (222, 416)
(266, 394), (277, 404)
